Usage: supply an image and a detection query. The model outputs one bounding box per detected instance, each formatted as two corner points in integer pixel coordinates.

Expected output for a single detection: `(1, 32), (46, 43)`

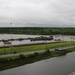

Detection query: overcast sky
(0, 0), (74, 27)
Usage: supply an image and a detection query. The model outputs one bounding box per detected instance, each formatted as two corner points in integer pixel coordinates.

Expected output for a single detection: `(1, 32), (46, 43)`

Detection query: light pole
(46, 40), (47, 50)
(3, 40), (5, 54)
(10, 23), (12, 53)
(62, 25), (65, 47)
(71, 37), (75, 45)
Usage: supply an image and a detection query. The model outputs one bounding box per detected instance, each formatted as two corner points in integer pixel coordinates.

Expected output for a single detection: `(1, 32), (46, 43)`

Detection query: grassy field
(0, 41), (75, 55)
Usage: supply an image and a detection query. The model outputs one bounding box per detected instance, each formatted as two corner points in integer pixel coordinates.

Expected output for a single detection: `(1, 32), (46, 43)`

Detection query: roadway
(0, 45), (75, 58)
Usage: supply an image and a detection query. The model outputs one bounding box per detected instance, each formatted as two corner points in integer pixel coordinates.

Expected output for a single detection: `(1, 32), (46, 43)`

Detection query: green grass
(0, 41), (75, 55)
(0, 47), (75, 71)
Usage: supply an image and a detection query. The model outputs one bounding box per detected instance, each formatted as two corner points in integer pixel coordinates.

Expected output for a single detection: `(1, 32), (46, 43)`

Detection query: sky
(0, 0), (74, 27)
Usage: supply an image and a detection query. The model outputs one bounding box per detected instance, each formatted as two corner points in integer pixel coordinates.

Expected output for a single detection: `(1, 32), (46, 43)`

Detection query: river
(0, 51), (75, 75)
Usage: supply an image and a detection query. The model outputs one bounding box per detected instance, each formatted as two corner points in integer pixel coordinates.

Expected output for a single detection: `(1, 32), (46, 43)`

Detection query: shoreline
(0, 41), (58, 48)
(0, 47), (75, 71)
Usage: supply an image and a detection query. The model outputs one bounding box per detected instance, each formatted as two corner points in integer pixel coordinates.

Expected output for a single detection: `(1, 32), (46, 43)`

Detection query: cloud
(0, 0), (74, 27)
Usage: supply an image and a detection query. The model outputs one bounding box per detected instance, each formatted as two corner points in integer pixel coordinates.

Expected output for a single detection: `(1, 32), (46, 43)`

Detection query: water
(0, 34), (55, 46)
(0, 52), (75, 75)
(0, 34), (74, 46)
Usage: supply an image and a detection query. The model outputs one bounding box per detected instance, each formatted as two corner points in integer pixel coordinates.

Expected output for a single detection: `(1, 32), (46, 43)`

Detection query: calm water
(0, 52), (75, 75)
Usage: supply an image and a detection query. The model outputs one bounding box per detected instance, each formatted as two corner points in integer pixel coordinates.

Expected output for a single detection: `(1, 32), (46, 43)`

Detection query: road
(0, 45), (75, 58)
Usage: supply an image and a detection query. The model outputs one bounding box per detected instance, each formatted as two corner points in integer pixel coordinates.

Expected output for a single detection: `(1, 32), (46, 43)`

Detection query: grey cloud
(0, 0), (74, 27)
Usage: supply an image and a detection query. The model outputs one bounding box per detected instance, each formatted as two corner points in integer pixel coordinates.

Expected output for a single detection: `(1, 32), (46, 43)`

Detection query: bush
(13, 51), (17, 54)
(43, 49), (50, 55)
(19, 54), (26, 59)
(0, 58), (9, 63)
(28, 52), (39, 58)
(33, 52), (39, 56)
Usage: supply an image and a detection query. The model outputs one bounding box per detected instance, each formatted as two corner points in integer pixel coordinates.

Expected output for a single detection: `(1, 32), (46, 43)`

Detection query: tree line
(0, 27), (75, 35)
